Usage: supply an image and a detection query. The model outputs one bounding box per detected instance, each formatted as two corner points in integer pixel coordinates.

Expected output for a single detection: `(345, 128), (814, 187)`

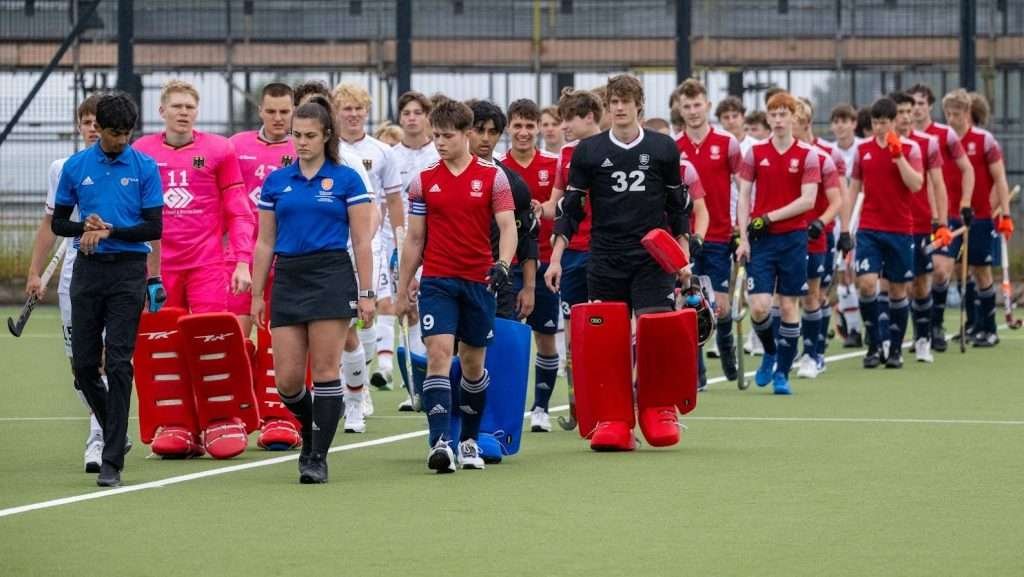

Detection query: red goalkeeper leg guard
(569, 302), (635, 451)
(177, 313), (260, 459)
(252, 322), (302, 450)
(636, 309), (699, 447)
(134, 308), (203, 458)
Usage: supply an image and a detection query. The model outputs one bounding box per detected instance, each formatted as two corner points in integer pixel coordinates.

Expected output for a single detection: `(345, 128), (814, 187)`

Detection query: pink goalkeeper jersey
(228, 130), (295, 261)
(134, 130), (253, 271)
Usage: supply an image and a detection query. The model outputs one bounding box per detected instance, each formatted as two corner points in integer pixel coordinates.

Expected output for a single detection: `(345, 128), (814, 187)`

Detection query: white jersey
(340, 134), (402, 203)
(822, 137), (861, 180)
(338, 147), (375, 196)
(391, 139), (440, 231)
(44, 156), (77, 295)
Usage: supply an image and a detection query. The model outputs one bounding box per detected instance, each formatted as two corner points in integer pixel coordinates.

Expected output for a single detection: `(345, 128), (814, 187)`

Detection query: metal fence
(1, 0), (1022, 281)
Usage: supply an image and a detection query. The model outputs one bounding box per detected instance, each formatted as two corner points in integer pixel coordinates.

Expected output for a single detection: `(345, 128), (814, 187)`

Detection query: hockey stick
(959, 224), (970, 353)
(394, 227), (420, 411)
(731, 257), (749, 390)
(8, 240), (68, 337)
(999, 235), (1021, 329)
(556, 342), (577, 430)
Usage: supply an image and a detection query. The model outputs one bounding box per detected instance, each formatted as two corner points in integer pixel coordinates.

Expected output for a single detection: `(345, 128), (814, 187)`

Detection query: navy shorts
(821, 233), (836, 289)
(418, 276), (496, 348)
(806, 251), (827, 281)
(748, 230), (808, 296)
(513, 262), (560, 334)
(560, 249), (589, 319)
(913, 233), (935, 276)
(855, 230), (914, 283)
(934, 218), (963, 259)
(967, 218), (998, 267)
(692, 241), (732, 294)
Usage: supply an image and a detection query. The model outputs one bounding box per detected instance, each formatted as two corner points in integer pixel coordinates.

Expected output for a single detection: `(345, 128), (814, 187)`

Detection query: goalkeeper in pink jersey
(134, 80), (254, 313)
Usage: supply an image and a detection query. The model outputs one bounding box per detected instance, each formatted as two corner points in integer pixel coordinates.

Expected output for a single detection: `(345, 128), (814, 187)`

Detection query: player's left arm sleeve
(511, 174), (538, 263)
(380, 147), (403, 196)
(664, 147), (690, 237)
(45, 159), (63, 215)
(218, 145), (255, 263)
(108, 206), (163, 242)
(491, 169), (518, 264)
(727, 135), (742, 174)
(820, 155), (842, 223)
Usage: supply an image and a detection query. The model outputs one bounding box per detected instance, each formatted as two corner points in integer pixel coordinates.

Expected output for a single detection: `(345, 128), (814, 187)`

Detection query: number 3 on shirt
(611, 170), (645, 192)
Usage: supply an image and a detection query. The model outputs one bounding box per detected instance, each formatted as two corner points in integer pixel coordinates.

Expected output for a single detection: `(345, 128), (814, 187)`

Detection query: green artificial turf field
(1, 305), (1022, 577)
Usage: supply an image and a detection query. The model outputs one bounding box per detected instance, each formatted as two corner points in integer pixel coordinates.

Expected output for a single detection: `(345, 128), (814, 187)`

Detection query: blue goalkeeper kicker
(397, 318), (531, 460)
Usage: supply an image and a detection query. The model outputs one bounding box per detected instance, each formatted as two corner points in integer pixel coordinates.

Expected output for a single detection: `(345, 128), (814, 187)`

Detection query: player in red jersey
(228, 82), (296, 336)
(500, 98), (563, 432)
(847, 97), (924, 368)
(889, 91), (949, 362)
(671, 78), (735, 387)
(735, 92), (821, 395)
(395, 99), (517, 473)
(134, 80), (253, 313)
(955, 92), (1012, 346)
(793, 100), (845, 379)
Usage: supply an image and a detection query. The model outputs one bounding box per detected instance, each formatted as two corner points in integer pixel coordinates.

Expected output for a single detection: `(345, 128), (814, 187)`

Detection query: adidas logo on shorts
(544, 320), (556, 328)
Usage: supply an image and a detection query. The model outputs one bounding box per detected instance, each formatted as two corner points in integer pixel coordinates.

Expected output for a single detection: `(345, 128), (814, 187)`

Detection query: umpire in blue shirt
(51, 92), (165, 487)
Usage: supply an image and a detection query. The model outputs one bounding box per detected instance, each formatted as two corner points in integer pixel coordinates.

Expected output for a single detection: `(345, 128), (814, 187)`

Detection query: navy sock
(888, 298), (910, 350)
(931, 281), (948, 330)
(753, 315), (777, 355)
(776, 321), (801, 376)
(422, 374), (452, 447)
(817, 306), (831, 357)
(877, 291), (890, 342)
(860, 294), (880, 349)
(978, 284), (997, 334)
(532, 354), (559, 411)
(965, 279), (977, 331)
(912, 297), (932, 342)
(280, 386), (313, 452)
(801, 308), (820, 357)
(458, 370), (489, 442)
(770, 306), (781, 342)
(311, 380), (344, 455)
(716, 317), (734, 353)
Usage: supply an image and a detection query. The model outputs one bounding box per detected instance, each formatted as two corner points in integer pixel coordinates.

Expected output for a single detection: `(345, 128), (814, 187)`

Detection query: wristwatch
(358, 289), (376, 299)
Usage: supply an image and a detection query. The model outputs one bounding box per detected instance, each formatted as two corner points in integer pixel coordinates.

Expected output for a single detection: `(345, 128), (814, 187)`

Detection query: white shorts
(57, 247), (75, 295)
(59, 290), (73, 358)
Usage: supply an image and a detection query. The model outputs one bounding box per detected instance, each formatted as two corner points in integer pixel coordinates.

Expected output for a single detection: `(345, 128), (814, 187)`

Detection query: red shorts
(164, 266), (228, 313)
(225, 261), (252, 316)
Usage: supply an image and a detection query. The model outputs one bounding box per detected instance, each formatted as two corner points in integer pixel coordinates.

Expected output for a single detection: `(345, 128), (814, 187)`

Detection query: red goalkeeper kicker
(569, 302), (634, 439)
(642, 228), (689, 274)
(636, 309), (699, 416)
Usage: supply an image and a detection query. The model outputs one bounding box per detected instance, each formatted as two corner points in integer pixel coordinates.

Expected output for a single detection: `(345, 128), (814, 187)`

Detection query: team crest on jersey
(470, 179), (484, 197)
(321, 178), (334, 191)
(281, 155), (293, 166)
(639, 153), (650, 166)
(193, 156), (205, 169)
(362, 158), (373, 171)
(538, 169), (550, 184)
(967, 142), (977, 155)
(709, 145), (721, 160)
(789, 158), (800, 173)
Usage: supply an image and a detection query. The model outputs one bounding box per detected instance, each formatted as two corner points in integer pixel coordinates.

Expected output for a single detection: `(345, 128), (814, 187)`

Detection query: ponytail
(294, 95), (340, 165)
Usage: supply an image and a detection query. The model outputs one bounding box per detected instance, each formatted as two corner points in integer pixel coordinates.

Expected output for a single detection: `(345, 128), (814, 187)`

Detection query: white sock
(408, 322), (426, 356)
(555, 330), (566, 365)
(89, 413), (103, 438)
(376, 315), (396, 361)
(838, 284), (862, 332)
(342, 348), (367, 396)
(358, 327), (377, 362)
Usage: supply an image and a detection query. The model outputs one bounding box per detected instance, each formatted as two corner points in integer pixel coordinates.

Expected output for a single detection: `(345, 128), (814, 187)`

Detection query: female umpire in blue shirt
(51, 92), (165, 488)
(251, 95), (375, 484)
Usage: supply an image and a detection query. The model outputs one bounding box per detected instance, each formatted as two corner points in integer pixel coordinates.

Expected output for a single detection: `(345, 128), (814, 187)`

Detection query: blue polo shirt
(54, 143), (164, 254)
(258, 160), (370, 257)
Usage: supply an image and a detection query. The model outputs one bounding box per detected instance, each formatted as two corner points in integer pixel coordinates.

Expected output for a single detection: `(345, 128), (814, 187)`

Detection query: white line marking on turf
(684, 416), (1024, 426)
(0, 405), (566, 520)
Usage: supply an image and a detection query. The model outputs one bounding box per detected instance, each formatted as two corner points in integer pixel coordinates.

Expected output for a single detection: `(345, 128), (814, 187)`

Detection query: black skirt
(270, 250), (357, 328)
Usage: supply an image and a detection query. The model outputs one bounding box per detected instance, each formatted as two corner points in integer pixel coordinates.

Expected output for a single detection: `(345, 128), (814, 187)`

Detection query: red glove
(996, 215), (1014, 239)
(932, 225), (953, 248)
(885, 131), (903, 159)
